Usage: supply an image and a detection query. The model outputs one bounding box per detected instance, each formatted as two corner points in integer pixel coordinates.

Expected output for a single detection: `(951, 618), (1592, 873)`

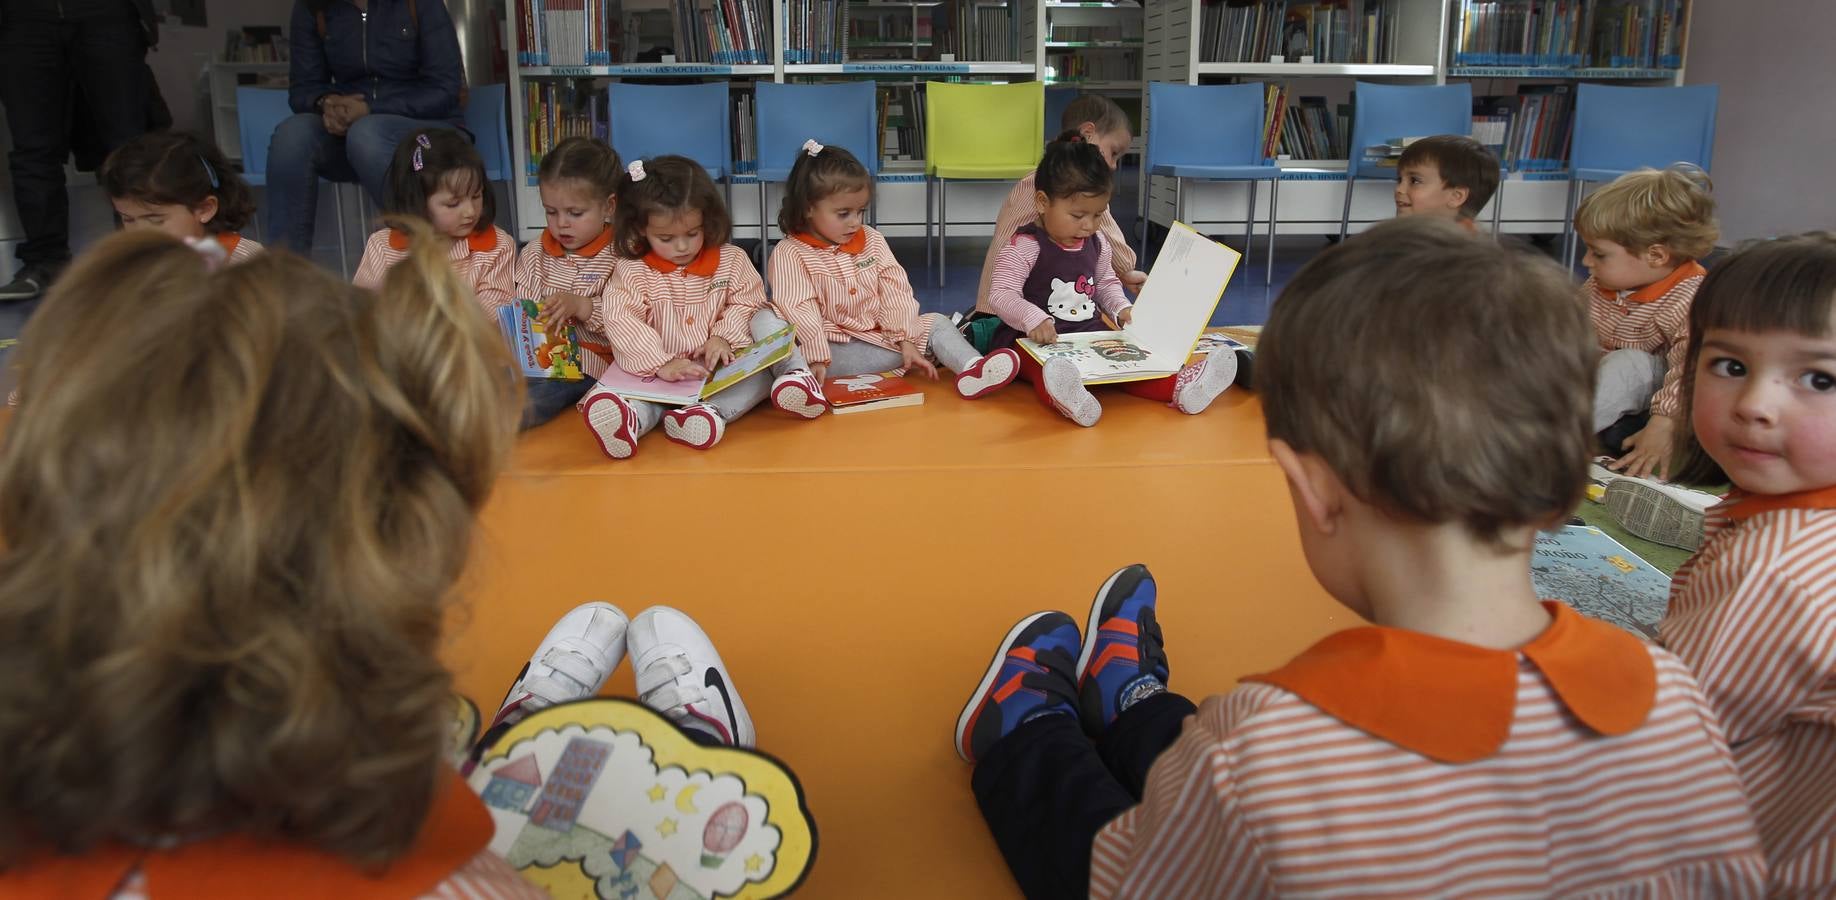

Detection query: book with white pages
(1016, 221), (1241, 385)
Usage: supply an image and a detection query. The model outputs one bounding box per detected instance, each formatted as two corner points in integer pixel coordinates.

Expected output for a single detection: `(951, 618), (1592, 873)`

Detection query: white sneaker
(1171, 350), (1238, 415)
(1604, 479), (1720, 552)
(1042, 357), (1101, 427)
(628, 606), (756, 747)
(663, 403), (726, 450)
(491, 601), (630, 729)
(769, 369), (829, 419)
(583, 390), (640, 460)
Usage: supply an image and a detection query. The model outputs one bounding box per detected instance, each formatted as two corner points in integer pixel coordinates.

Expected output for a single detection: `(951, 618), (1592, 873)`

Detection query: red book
(823, 374), (924, 415)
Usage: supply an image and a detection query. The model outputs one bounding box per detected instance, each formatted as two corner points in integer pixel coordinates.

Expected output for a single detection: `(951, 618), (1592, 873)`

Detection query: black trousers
(0, 1), (150, 270)
(971, 691), (1198, 900)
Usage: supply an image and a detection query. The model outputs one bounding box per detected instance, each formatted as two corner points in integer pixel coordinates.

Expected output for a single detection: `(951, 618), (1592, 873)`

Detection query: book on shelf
(849, 5), (931, 59)
(1531, 524), (1671, 638)
(516, 0), (620, 66)
(878, 84), (925, 165)
(824, 373), (925, 414)
(731, 91), (756, 174)
(222, 26), (288, 63)
(1473, 84), (1574, 172)
(1257, 86), (1346, 160)
(1017, 222), (1241, 384)
(1453, 0), (1687, 69)
(785, 0), (850, 63)
(935, 0), (1018, 62)
(663, 0), (772, 64)
(1200, 1), (1399, 65)
(1047, 51), (1138, 83)
(594, 325), (795, 405)
(500, 299), (587, 381)
(524, 82), (609, 176)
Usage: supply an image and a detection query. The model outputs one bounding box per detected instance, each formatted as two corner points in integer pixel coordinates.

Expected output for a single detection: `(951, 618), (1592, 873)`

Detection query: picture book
(596, 325), (794, 406)
(500, 298), (585, 381)
(1531, 525), (1672, 639)
(823, 373), (924, 415)
(467, 698), (817, 899)
(1017, 222), (1242, 385)
(1191, 332), (1251, 356)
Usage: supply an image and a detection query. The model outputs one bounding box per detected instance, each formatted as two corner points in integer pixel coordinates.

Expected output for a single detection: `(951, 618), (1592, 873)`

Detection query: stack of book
(785, 0), (850, 62)
(878, 85), (926, 165)
(668, 0), (772, 64)
(1452, 0), (1687, 69)
(938, 0), (1017, 61)
(516, 0), (620, 66)
(1200, 1), (1398, 64)
(1473, 86), (1574, 172)
(1257, 84), (1347, 160)
(524, 82), (609, 176)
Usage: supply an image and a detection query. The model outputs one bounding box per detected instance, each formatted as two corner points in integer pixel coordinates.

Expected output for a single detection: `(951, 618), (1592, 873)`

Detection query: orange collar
(388, 228), (500, 254)
(791, 229), (867, 255)
(542, 226), (614, 258)
(214, 232), (242, 255)
(642, 244), (721, 277)
(1718, 485), (1836, 521)
(0, 770), (491, 900)
(1246, 603), (1655, 763)
(1597, 260), (1707, 304)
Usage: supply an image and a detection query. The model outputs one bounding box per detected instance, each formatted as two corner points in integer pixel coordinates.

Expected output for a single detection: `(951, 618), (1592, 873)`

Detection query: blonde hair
(1261, 217), (1594, 545)
(1575, 164), (1719, 262)
(0, 221), (521, 866)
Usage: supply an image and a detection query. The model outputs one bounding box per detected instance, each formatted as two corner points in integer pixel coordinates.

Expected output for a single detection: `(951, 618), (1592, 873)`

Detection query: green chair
(925, 81), (1044, 288)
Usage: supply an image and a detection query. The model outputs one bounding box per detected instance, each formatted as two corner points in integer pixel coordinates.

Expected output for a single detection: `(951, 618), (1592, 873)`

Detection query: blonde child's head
(1674, 233), (1836, 494)
(1394, 135), (1500, 222)
(777, 140), (873, 247)
(1032, 131), (1114, 248)
(613, 155), (730, 267)
(1061, 93), (1132, 171)
(0, 223), (521, 866)
(386, 128), (497, 241)
(1576, 164), (1718, 292)
(1260, 217), (1593, 603)
(100, 130), (257, 242)
(537, 136), (623, 252)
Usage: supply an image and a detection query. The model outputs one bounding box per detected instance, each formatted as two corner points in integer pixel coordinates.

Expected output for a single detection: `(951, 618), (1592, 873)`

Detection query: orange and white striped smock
(352, 227), (518, 313)
(597, 243), (767, 377)
(515, 227), (619, 379)
(766, 226), (932, 364)
(1585, 260), (1706, 418)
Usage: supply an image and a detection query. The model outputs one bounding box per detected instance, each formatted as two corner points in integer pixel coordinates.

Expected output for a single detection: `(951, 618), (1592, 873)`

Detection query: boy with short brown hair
(1394, 134), (1501, 231)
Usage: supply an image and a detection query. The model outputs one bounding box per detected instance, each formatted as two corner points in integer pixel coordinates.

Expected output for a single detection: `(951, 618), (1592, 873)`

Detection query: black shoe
(0, 269), (48, 303)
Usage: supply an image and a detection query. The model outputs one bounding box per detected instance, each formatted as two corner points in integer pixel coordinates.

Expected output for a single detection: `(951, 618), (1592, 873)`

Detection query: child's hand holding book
(657, 357), (710, 382)
(699, 336), (735, 369)
(540, 292), (594, 331)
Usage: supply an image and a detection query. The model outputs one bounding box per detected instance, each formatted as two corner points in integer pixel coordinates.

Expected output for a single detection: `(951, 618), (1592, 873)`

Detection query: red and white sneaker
(770, 369), (829, 419)
(582, 390), (640, 459)
(1171, 350), (1238, 415)
(663, 403), (726, 450)
(1042, 357), (1102, 427)
(955, 348), (1019, 399)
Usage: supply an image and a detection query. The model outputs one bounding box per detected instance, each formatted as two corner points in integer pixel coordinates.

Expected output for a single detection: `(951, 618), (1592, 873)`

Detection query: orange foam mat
(449, 378), (1349, 896)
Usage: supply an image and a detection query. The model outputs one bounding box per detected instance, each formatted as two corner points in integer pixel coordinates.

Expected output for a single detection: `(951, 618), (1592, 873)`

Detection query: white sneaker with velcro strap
(490, 601), (630, 730)
(628, 605), (755, 747)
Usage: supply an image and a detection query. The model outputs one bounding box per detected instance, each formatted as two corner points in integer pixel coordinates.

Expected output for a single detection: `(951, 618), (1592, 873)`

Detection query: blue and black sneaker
(1075, 564), (1170, 736)
(954, 611), (1082, 764)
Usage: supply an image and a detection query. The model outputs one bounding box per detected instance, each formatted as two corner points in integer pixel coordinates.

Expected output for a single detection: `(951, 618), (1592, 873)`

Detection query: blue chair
(1143, 82), (1281, 285)
(753, 81), (880, 254)
(1562, 83), (1718, 267)
(463, 83), (518, 236)
(607, 82), (734, 213)
(236, 86), (355, 275)
(1338, 81), (1473, 238)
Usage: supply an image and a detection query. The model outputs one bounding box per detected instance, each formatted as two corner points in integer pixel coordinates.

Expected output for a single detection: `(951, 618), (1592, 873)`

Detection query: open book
(595, 324), (795, 406)
(1530, 525), (1672, 639)
(1017, 222), (1242, 385)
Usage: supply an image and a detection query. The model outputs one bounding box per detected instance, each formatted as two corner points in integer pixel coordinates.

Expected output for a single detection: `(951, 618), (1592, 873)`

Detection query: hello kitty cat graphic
(1045, 276), (1096, 322)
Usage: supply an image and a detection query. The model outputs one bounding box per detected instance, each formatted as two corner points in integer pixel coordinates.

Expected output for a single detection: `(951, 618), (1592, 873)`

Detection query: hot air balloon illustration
(700, 801), (748, 868)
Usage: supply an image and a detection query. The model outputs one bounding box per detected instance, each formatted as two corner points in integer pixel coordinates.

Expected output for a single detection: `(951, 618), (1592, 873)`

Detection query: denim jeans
(264, 112), (455, 254)
(521, 375), (595, 430)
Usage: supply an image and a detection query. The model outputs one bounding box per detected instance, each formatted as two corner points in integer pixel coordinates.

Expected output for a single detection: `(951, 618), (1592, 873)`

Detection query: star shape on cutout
(647, 783), (667, 803)
(745, 854), (765, 874)
(657, 817), (678, 837)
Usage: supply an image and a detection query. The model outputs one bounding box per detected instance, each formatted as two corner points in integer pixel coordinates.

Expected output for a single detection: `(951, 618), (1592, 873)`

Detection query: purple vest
(989, 224), (1110, 351)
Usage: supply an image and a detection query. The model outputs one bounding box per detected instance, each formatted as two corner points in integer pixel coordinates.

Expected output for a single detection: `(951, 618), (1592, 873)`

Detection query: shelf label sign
(540, 64), (735, 76)
(841, 62), (972, 74)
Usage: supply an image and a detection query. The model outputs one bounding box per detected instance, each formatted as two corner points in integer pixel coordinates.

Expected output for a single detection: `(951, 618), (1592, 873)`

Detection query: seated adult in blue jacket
(266, 0), (466, 254)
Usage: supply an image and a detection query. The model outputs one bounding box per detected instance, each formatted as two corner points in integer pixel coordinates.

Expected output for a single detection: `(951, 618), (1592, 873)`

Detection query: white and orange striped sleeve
(988, 234), (1049, 334)
(1665, 563), (1836, 744)
(422, 850), (547, 899)
(600, 267), (674, 376)
(868, 231), (924, 347)
(975, 176), (1041, 313)
(468, 229), (517, 312)
(228, 237), (264, 263)
(1092, 236), (1131, 319)
(1099, 205), (1137, 276)
(513, 239), (545, 299)
(352, 230), (396, 289)
(767, 240), (834, 365)
(1649, 281), (1699, 418)
(711, 246), (768, 348)
(1089, 690), (1278, 899)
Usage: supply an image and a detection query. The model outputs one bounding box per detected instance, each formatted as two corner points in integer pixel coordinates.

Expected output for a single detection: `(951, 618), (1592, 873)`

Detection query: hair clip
(627, 160), (646, 182)
(412, 133), (432, 172)
(802, 138), (825, 157)
(197, 155), (220, 189)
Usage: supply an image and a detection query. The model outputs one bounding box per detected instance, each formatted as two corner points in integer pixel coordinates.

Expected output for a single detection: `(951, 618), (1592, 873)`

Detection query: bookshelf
(1044, 0), (1143, 90)
(210, 62), (291, 165)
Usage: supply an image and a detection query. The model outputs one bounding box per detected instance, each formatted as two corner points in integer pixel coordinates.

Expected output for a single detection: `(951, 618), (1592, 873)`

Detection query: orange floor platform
(448, 378), (1349, 897)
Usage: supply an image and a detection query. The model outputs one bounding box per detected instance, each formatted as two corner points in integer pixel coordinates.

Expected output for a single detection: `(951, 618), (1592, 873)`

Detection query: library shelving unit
(505, 0), (1047, 241)
(210, 61), (292, 165)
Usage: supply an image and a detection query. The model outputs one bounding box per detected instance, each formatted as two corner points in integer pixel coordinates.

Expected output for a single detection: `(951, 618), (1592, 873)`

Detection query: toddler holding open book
(985, 133), (1236, 427)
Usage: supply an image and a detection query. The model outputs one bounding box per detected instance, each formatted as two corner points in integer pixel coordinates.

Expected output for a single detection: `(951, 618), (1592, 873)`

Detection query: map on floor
(1531, 525), (1671, 638)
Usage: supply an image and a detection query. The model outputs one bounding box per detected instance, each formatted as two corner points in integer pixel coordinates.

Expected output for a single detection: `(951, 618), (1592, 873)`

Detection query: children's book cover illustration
(501, 298), (586, 380)
(1531, 525), (1672, 638)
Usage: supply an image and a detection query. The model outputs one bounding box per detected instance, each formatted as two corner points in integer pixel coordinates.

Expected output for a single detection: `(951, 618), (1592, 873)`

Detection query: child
(353, 128), (517, 313)
(580, 155), (800, 457)
(99, 130), (263, 262)
(1392, 134), (1500, 232)
(987, 133), (1235, 427)
(1578, 164), (1718, 479)
(1659, 233), (1836, 894)
(954, 218), (1765, 898)
(972, 94), (1145, 323)
(765, 139), (1018, 416)
(0, 225), (540, 896)
(514, 136), (623, 427)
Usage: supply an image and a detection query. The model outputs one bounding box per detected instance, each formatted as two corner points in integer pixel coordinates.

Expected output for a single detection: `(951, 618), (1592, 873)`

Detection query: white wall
(1686, 0), (1836, 243)
(149, 0), (298, 135)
